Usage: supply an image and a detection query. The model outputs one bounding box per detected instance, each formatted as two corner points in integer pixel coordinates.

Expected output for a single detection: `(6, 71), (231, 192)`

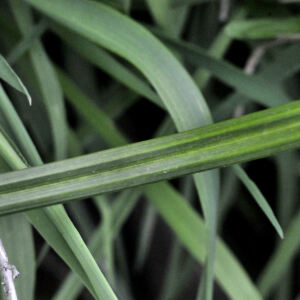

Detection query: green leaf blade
(0, 54), (31, 104)
(225, 17), (300, 40)
(1, 100), (300, 215)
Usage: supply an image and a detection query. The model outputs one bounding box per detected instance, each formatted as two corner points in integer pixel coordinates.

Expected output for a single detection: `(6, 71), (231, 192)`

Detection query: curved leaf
(0, 54), (31, 104)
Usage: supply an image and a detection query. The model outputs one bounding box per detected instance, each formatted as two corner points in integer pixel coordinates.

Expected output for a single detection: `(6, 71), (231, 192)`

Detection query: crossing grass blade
(1, 100), (300, 214)
(56, 67), (127, 147)
(9, 0), (67, 160)
(0, 53), (31, 104)
(233, 165), (283, 238)
(6, 20), (47, 65)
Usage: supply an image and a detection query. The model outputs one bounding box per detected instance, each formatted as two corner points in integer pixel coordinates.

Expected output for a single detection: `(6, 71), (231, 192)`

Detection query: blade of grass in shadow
(257, 208), (300, 298)
(258, 44), (300, 83)
(158, 176), (195, 300)
(170, 0), (211, 7)
(53, 189), (141, 300)
(225, 17), (300, 40)
(53, 181), (262, 300)
(145, 182), (262, 300)
(94, 196), (116, 287)
(193, 9), (245, 89)
(9, 0), (67, 160)
(275, 152), (298, 300)
(51, 25), (163, 108)
(154, 31), (290, 107)
(233, 165), (283, 238)
(6, 20), (47, 65)
(218, 167), (239, 226)
(102, 88), (139, 119)
(56, 68), (127, 147)
(0, 53), (31, 104)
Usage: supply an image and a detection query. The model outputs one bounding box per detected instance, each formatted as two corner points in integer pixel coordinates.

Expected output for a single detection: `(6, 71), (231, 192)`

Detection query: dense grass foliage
(0, 0), (299, 299)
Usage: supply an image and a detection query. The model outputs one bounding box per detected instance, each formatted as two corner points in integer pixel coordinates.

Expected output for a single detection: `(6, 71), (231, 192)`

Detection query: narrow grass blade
(134, 205), (156, 270)
(6, 20), (47, 65)
(0, 53), (31, 104)
(53, 181), (262, 300)
(145, 182), (262, 300)
(0, 84), (41, 166)
(94, 196), (116, 286)
(233, 165), (283, 238)
(146, 0), (188, 37)
(52, 26), (162, 108)
(1, 100), (300, 214)
(102, 88), (139, 119)
(193, 9), (246, 89)
(53, 189), (141, 300)
(218, 167), (239, 226)
(9, 0), (67, 160)
(156, 32), (290, 107)
(225, 17), (300, 39)
(56, 68), (127, 147)
(276, 152), (298, 227)
(271, 152), (297, 299)
(258, 209), (300, 297)
(259, 44), (300, 83)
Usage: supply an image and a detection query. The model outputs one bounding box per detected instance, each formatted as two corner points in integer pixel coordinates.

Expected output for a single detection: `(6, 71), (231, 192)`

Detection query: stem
(0, 239), (19, 300)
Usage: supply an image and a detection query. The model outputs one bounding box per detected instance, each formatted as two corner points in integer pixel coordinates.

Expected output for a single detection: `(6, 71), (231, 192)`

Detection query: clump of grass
(0, 0), (299, 299)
